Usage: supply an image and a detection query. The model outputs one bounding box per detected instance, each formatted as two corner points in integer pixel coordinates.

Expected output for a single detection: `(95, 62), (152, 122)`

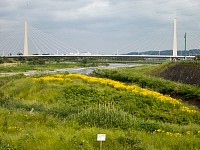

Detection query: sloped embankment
(158, 62), (200, 86)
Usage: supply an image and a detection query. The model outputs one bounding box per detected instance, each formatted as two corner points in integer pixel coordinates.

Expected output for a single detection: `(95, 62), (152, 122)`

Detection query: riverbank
(92, 64), (200, 108)
(0, 69), (200, 149)
(0, 63), (141, 77)
(151, 62), (200, 86)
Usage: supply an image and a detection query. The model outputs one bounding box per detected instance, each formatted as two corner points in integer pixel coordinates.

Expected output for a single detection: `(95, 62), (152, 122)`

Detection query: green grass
(0, 71), (200, 149)
(92, 64), (200, 101)
(0, 58), (110, 73)
(2, 76), (199, 125)
(1, 106), (200, 149)
(0, 63), (79, 73)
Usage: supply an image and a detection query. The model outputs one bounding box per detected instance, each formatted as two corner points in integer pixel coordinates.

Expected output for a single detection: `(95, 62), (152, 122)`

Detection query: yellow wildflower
(186, 131), (191, 135)
(174, 133), (182, 137)
(32, 73), (198, 114)
(166, 132), (173, 136)
(66, 74), (197, 113)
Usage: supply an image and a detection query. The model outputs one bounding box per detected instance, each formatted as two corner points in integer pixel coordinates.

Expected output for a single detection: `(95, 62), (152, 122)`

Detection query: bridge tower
(24, 21), (28, 56)
(173, 17), (177, 57)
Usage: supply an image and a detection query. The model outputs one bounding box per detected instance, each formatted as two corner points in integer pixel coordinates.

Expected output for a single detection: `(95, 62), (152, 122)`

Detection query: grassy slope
(0, 72), (200, 149)
(92, 64), (200, 105)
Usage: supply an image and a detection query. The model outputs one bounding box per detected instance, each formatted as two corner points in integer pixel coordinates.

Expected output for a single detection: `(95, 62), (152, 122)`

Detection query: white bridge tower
(173, 17), (177, 57)
(24, 21), (28, 56)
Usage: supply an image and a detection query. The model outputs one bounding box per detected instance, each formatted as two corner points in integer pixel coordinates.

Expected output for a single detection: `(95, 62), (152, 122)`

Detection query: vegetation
(0, 57), (109, 73)
(92, 64), (200, 105)
(0, 56), (168, 73)
(195, 55), (200, 62)
(0, 63), (77, 73)
(0, 72), (200, 149)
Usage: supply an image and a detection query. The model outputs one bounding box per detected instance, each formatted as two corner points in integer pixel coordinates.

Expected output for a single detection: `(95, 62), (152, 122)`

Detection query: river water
(44, 63), (140, 75)
(55, 63), (139, 75)
(0, 63), (140, 76)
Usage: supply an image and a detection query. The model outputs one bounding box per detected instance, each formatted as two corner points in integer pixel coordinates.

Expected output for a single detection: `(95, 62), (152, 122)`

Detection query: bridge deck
(1, 54), (195, 59)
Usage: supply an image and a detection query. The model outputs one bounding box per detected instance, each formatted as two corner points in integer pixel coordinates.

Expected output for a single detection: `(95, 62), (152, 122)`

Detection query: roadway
(0, 54), (196, 59)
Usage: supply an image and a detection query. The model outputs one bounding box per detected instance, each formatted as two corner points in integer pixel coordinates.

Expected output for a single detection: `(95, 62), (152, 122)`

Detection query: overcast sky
(1, 0), (200, 54)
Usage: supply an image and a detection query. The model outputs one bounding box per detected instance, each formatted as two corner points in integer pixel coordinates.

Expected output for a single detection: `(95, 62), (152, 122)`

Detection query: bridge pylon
(24, 21), (28, 56)
(173, 17), (177, 57)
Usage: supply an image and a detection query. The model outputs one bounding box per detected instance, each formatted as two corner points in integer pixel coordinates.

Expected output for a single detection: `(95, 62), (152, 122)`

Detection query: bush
(74, 106), (135, 129)
(117, 136), (144, 150)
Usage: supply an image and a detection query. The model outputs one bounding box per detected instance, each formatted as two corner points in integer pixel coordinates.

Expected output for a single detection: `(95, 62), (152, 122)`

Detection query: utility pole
(184, 32), (187, 60)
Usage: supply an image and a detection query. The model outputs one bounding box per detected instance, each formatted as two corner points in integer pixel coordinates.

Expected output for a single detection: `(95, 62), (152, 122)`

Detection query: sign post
(97, 134), (106, 150)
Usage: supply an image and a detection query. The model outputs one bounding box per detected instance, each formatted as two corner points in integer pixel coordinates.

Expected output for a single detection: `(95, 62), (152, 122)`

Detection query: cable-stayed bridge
(0, 18), (200, 59)
(0, 22), (79, 56)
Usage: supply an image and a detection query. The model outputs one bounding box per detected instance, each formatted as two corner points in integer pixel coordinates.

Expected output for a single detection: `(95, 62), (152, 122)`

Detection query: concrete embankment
(158, 62), (200, 86)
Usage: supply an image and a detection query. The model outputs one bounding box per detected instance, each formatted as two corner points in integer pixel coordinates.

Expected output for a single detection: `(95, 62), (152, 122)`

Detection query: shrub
(74, 106), (135, 129)
(117, 136), (144, 150)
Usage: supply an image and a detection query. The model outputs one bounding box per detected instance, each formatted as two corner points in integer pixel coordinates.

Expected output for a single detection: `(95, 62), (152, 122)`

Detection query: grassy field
(0, 68), (200, 149)
(0, 63), (78, 73)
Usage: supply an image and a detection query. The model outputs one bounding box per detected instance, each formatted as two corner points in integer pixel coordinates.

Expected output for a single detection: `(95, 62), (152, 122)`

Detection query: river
(39, 63), (140, 75)
(55, 63), (140, 75)
(0, 63), (141, 76)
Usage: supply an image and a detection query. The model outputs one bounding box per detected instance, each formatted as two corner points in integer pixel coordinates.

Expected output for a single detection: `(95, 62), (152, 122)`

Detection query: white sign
(97, 134), (106, 141)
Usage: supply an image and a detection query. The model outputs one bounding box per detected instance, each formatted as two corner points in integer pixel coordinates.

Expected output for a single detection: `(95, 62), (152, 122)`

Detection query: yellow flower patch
(32, 74), (72, 82)
(32, 73), (198, 114)
(66, 74), (197, 113)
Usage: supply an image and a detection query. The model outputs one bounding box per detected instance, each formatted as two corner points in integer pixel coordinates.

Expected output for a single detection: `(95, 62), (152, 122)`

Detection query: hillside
(127, 49), (200, 56)
(0, 72), (200, 149)
(92, 64), (200, 107)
